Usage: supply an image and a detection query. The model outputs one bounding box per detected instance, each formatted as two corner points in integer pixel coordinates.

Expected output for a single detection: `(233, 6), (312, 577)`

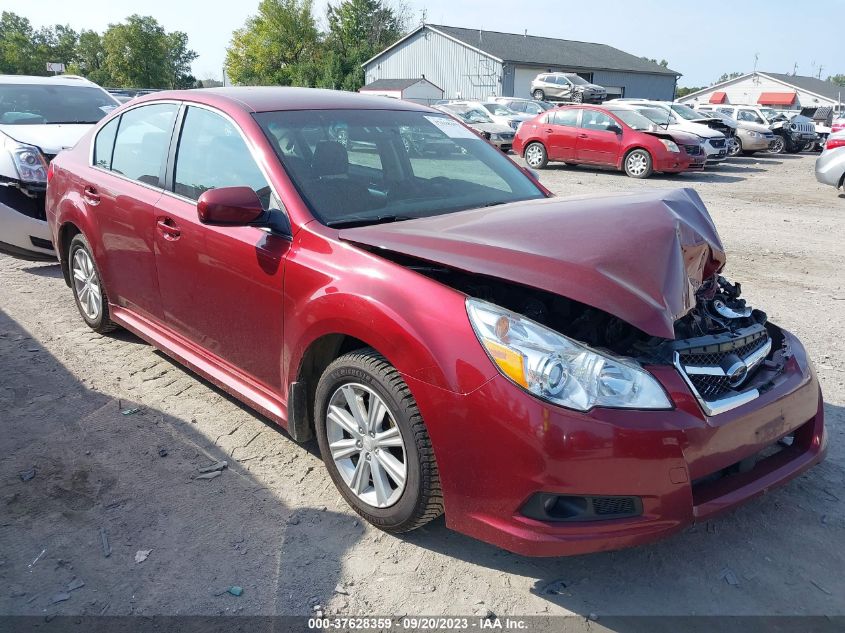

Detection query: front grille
(676, 328), (772, 409)
(0, 186), (46, 221)
(709, 138), (726, 149)
(683, 144), (703, 156)
(592, 497), (637, 516)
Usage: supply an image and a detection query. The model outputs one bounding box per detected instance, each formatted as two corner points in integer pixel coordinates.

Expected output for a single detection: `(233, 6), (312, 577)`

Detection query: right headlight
(2, 135), (48, 183)
(466, 299), (673, 411)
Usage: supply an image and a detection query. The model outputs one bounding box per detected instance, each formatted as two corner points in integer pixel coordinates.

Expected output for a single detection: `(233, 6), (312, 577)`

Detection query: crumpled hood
(470, 122), (514, 134)
(0, 124), (92, 155)
(339, 188), (725, 339)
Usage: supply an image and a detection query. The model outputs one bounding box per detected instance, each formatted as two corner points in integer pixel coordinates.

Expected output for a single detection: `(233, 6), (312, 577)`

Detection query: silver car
(530, 72), (606, 103)
(815, 131), (845, 190)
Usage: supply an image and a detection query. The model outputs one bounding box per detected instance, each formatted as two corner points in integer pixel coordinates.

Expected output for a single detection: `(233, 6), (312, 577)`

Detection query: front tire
(524, 142), (548, 169)
(623, 148), (653, 178)
(729, 137), (742, 157)
(315, 349), (443, 533)
(769, 135), (785, 154)
(68, 234), (117, 333)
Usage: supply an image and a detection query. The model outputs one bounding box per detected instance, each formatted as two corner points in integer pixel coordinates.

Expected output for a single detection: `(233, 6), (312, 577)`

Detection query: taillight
(826, 138), (845, 150)
(46, 162), (55, 183)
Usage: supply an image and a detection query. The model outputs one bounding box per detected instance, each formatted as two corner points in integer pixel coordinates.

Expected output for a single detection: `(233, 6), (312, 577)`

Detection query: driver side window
(174, 106), (271, 208)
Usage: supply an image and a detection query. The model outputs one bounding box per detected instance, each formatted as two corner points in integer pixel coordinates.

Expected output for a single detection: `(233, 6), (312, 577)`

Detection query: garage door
(514, 67), (541, 99)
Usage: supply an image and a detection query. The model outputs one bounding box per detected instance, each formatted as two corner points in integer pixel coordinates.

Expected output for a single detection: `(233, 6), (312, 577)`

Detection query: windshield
(566, 74), (590, 86)
(483, 103), (515, 116)
(446, 106), (493, 124)
(760, 107), (787, 122)
(670, 104), (705, 120)
(609, 109), (654, 131)
(633, 107), (675, 125)
(255, 109), (545, 227)
(0, 84), (117, 125)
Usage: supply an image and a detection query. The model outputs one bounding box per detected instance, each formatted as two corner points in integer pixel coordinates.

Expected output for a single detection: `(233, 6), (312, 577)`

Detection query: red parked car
(46, 89), (826, 557)
(514, 104), (707, 177)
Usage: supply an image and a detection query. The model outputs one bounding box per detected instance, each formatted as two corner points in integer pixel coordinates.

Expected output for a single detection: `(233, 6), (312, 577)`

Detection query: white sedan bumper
(0, 198), (56, 260)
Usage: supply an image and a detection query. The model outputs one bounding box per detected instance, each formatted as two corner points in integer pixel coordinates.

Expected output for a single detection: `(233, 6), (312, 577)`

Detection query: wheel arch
(619, 145), (653, 170)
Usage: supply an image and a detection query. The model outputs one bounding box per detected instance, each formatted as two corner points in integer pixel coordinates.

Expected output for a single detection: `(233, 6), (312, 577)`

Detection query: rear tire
(532, 89), (545, 100)
(68, 234), (117, 334)
(623, 148), (653, 178)
(524, 142), (548, 169)
(315, 349), (443, 533)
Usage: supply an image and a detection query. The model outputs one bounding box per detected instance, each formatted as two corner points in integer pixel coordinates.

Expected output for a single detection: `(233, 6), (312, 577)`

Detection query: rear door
(83, 102), (179, 321)
(544, 109), (580, 161)
(153, 104), (290, 392)
(575, 109), (622, 165)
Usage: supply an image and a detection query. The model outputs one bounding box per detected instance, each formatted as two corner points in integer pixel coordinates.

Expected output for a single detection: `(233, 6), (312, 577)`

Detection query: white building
(358, 77), (444, 105)
(678, 71), (844, 113)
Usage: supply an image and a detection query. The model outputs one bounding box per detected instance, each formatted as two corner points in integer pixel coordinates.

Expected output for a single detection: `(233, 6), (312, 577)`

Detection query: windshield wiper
(326, 215), (413, 229)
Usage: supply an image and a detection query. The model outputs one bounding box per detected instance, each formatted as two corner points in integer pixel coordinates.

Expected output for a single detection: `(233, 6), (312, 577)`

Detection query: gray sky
(7, 0), (844, 87)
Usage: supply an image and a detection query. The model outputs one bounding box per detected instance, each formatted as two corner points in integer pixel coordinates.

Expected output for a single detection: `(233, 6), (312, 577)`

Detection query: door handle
(578, 134), (589, 138)
(82, 186), (100, 206)
(545, 128), (554, 133)
(156, 217), (181, 240)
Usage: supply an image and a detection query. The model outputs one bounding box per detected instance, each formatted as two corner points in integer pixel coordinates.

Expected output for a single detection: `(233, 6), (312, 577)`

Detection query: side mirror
(197, 186), (265, 226)
(607, 124), (623, 135)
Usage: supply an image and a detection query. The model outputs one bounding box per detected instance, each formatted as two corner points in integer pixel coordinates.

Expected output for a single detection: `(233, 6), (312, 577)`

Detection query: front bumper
(654, 153), (692, 173)
(0, 197), (55, 260)
(408, 329), (826, 557)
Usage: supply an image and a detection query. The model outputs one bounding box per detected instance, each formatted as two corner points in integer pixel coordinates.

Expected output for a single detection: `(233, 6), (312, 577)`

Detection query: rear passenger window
(93, 117), (119, 169)
(111, 103), (178, 186)
(552, 109), (579, 126)
(174, 106), (270, 208)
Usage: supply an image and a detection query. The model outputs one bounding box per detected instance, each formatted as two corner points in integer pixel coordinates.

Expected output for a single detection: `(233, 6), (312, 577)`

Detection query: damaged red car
(46, 89), (826, 556)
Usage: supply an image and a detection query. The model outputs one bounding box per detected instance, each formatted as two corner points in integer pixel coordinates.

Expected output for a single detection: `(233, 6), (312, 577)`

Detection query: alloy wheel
(72, 248), (102, 321)
(770, 136), (785, 154)
(325, 383), (408, 508)
(525, 144), (544, 168)
(626, 152), (648, 176)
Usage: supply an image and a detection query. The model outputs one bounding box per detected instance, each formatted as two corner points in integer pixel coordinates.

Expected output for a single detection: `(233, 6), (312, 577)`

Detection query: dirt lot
(1, 152), (843, 623)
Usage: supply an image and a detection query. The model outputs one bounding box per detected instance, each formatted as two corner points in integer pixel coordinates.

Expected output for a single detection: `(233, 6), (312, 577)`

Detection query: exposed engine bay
(376, 249), (787, 411)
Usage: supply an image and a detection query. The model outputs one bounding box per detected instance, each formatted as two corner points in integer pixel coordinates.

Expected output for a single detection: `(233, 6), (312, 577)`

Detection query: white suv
(0, 75), (119, 260)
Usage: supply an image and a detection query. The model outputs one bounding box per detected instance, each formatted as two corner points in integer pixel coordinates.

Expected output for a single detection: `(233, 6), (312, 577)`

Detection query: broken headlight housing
(3, 135), (48, 184)
(466, 298), (672, 411)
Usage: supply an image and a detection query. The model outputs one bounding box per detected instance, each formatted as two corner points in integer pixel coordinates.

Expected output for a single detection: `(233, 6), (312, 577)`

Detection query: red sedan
(514, 104), (704, 177)
(46, 88), (825, 556)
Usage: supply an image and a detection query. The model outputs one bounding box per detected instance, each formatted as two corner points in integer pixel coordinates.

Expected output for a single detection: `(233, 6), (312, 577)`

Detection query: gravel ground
(1, 152), (843, 621)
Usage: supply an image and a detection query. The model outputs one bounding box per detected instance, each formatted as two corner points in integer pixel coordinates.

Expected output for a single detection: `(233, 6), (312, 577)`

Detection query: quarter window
(111, 103), (178, 186)
(93, 117), (119, 169)
(174, 106), (271, 207)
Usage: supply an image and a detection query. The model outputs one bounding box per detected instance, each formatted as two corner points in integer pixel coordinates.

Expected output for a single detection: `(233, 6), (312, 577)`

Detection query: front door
(575, 109), (622, 165)
(153, 105), (290, 392)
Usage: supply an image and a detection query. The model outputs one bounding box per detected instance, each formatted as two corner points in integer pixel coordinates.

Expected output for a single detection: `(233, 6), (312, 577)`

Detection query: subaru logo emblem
(726, 361), (748, 387)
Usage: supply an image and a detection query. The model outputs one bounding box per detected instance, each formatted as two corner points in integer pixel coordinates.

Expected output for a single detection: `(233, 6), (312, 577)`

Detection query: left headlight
(466, 298), (673, 411)
(3, 135), (48, 183)
(659, 139), (680, 153)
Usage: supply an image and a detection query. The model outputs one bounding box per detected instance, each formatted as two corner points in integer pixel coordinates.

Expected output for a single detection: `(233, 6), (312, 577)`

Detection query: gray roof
(361, 78), (427, 91)
(763, 72), (845, 101)
(429, 25), (679, 76)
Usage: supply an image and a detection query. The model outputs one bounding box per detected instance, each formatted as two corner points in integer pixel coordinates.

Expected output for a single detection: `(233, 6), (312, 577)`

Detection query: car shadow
(21, 262), (63, 279)
(0, 307), (354, 618)
(706, 163), (768, 174)
(398, 400), (844, 618)
(542, 164), (747, 184)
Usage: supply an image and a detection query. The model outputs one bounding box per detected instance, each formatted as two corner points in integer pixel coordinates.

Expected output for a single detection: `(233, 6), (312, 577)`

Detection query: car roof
(0, 74), (99, 87)
(129, 87), (432, 114)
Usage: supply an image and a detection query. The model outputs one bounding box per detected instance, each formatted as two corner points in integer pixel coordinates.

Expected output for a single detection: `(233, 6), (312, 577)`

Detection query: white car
(477, 102), (532, 130)
(432, 103), (516, 151)
(0, 74), (119, 260)
(608, 100), (729, 164)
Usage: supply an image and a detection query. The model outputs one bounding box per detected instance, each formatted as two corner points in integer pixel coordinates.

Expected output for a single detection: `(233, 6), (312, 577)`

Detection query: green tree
(321, 0), (408, 91)
(717, 71), (743, 83)
(676, 86), (703, 98)
(641, 56), (669, 68)
(67, 30), (111, 86)
(164, 31), (198, 88)
(225, 0), (319, 85)
(0, 12), (41, 74)
(827, 74), (845, 87)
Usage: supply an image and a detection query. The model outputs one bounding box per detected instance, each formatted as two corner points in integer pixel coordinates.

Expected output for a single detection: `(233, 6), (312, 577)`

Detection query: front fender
(283, 227), (497, 397)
